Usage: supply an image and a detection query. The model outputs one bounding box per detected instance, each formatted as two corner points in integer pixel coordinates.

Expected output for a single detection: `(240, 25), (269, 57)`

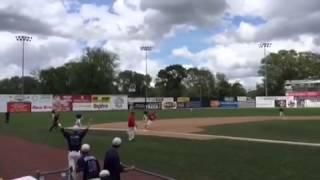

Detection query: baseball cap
(81, 144), (90, 152)
(112, 137), (122, 146)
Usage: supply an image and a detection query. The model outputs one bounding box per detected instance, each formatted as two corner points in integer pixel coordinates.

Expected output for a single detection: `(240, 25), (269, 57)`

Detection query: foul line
(74, 127), (320, 147)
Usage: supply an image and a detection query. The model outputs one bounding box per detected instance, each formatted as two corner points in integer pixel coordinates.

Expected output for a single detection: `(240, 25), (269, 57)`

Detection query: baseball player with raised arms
(58, 122), (90, 179)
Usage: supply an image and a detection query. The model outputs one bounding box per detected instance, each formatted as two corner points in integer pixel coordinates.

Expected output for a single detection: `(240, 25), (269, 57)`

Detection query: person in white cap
(103, 137), (135, 180)
(99, 170), (110, 180)
(76, 144), (101, 180)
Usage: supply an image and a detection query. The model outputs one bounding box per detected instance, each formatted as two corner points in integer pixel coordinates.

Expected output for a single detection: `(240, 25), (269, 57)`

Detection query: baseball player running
(49, 110), (60, 132)
(127, 111), (137, 141)
(145, 111), (156, 130)
(58, 122), (90, 179)
(75, 113), (83, 128)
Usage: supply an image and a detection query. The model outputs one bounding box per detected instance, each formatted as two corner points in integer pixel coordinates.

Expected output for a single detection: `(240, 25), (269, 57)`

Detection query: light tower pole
(140, 45), (153, 110)
(16, 35), (32, 94)
(258, 42), (272, 96)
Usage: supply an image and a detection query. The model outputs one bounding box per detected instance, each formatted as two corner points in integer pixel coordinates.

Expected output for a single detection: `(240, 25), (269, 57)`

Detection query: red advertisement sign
(7, 102), (31, 112)
(210, 100), (220, 108)
(72, 95), (92, 103)
(53, 95), (73, 112)
(287, 91), (320, 97)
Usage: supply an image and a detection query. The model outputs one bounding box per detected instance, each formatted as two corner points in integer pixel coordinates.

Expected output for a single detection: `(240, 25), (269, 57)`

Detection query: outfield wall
(2, 94), (320, 112)
(0, 94), (128, 112)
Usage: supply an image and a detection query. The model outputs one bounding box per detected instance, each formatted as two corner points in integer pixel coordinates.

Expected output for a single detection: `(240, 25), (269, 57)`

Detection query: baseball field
(2, 108), (320, 180)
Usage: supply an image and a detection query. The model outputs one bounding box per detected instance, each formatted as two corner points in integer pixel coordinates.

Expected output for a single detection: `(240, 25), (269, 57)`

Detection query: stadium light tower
(258, 42), (272, 96)
(16, 35), (32, 94)
(140, 45), (153, 110)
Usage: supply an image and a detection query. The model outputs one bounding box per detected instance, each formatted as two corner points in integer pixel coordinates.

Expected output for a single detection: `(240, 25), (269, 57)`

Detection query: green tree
(216, 73), (232, 97)
(0, 76), (40, 94)
(155, 64), (187, 97)
(231, 82), (247, 96)
(38, 48), (119, 94)
(117, 70), (151, 96)
(183, 68), (216, 97)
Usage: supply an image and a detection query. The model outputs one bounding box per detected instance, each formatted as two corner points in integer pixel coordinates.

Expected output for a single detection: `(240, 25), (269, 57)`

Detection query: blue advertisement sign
(186, 101), (201, 108)
(219, 101), (239, 108)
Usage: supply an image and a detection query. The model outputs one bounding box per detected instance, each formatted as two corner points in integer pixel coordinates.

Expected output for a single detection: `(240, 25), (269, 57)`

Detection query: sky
(1, 0), (320, 90)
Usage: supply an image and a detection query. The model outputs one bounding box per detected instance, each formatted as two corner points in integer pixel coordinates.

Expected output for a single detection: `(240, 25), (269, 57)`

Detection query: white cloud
(172, 35), (320, 88)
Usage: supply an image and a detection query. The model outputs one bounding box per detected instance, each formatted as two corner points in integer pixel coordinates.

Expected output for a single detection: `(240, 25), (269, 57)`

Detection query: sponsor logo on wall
(162, 101), (177, 110)
(7, 102), (32, 112)
(114, 97), (124, 108)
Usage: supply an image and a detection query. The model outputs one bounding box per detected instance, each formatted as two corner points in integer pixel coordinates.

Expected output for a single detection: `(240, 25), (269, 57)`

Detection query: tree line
(1, 48), (319, 97)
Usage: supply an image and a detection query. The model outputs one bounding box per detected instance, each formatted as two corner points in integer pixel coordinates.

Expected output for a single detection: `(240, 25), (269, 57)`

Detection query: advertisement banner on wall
(7, 102), (32, 112)
(275, 100), (287, 107)
(0, 95), (10, 112)
(92, 103), (111, 111)
(132, 103), (161, 110)
(31, 95), (53, 112)
(111, 96), (128, 110)
(129, 97), (174, 103)
(177, 102), (186, 109)
(177, 97), (190, 103)
(210, 100), (220, 108)
(8, 95), (32, 102)
(237, 96), (248, 102)
(305, 99), (320, 108)
(238, 101), (256, 108)
(186, 101), (201, 108)
(162, 101), (177, 110)
(73, 103), (93, 111)
(72, 95), (91, 103)
(224, 97), (235, 102)
(53, 95), (73, 112)
(92, 95), (111, 103)
(219, 101), (239, 108)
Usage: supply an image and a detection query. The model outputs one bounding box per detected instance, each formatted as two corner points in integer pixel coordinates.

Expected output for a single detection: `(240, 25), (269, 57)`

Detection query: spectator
(5, 111), (10, 124)
(103, 137), (134, 180)
(76, 144), (101, 180)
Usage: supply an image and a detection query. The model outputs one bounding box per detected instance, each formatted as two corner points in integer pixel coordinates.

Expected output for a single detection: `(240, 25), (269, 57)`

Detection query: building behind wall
(285, 79), (320, 108)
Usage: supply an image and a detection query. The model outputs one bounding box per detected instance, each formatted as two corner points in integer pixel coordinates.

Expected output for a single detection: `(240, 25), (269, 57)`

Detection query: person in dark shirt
(279, 107), (284, 117)
(103, 137), (134, 180)
(49, 111), (60, 132)
(59, 123), (90, 179)
(77, 144), (101, 180)
(5, 111), (10, 124)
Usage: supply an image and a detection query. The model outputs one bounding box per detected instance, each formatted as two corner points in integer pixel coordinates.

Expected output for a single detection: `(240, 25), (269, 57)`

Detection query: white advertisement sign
(111, 96), (128, 110)
(73, 103), (93, 111)
(31, 95), (53, 112)
(256, 100), (275, 108)
(305, 99), (320, 108)
(0, 95), (10, 112)
(92, 103), (111, 111)
(162, 101), (177, 110)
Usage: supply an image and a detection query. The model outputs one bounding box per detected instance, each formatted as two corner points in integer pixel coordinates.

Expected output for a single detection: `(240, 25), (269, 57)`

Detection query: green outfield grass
(1, 108), (320, 180)
(203, 120), (320, 143)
